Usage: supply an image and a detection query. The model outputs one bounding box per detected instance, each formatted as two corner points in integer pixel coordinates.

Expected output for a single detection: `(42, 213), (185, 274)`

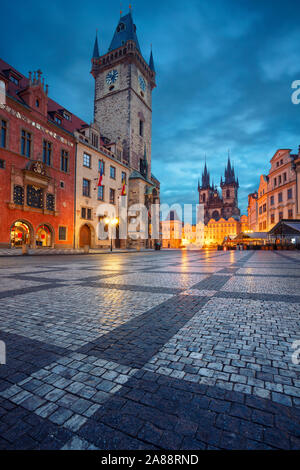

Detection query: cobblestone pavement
(0, 250), (299, 450)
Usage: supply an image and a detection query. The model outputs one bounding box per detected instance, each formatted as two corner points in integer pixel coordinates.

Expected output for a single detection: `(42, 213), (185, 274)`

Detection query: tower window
(36, 99), (40, 108)
(226, 190), (230, 198)
(139, 120), (144, 137)
(21, 130), (31, 157)
(43, 140), (52, 166)
(61, 150), (69, 172)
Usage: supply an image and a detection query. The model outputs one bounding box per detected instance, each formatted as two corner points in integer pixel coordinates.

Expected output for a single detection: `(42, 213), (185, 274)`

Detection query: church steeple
(108, 10), (141, 53)
(92, 31), (100, 59)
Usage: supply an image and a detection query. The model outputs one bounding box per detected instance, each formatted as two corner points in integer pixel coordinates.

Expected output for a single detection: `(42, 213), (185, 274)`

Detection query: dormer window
(55, 116), (62, 125)
(117, 23), (125, 33)
(9, 75), (19, 86)
(63, 112), (71, 121)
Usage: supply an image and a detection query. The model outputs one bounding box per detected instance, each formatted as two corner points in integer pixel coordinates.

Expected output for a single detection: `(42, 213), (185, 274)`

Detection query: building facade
(247, 192), (258, 232)
(74, 123), (130, 249)
(198, 157), (240, 225)
(204, 215), (249, 246)
(0, 61), (80, 248)
(248, 148), (298, 233)
(91, 11), (159, 248)
(161, 210), (182, 249)
(0, 10), (160, 250)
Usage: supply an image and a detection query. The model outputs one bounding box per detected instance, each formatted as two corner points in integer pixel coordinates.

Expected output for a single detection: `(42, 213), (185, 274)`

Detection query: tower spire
(92, 30), (100, 59)
(149, 46), (155, 72)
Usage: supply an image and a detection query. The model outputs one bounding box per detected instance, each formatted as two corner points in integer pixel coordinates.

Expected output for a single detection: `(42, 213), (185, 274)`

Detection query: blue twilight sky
(1, 0), (300, 214)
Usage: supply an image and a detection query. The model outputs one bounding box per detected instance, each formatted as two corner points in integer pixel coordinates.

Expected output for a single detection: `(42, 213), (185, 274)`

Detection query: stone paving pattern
(0, 250), (299, 450)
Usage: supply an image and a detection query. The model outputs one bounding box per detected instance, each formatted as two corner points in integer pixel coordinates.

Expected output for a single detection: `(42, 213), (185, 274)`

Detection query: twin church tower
(91, 9), (157, 213)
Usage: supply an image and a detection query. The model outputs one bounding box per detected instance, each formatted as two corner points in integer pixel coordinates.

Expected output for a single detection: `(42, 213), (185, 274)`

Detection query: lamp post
(105, 217), (118, 252)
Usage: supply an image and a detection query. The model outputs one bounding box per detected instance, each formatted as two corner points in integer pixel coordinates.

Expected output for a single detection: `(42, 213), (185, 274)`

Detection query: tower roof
(224, 155), (236, 184)
(108, 11), (141, 53)
(92, 32), (100, 59)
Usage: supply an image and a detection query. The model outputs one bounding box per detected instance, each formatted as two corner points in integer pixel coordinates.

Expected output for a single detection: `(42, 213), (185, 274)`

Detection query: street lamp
(105, 217), (118, 252)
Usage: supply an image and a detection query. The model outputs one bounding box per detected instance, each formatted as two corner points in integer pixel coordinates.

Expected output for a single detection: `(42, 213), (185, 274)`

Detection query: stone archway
(10, 220), (33, 248)
(79, 224), (92, 248)
(36, 224), (54, 248)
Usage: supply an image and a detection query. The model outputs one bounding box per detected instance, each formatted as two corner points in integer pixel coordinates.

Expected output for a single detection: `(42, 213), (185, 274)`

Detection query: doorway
(79, 224), (91, 247)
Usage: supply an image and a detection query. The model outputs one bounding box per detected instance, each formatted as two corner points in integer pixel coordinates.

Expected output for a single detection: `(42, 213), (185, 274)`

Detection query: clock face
(139, 75), (146, 92)
(106, 70), (119, 85)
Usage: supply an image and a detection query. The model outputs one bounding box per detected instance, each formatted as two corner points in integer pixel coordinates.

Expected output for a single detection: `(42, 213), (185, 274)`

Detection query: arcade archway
(36, 224), (53, 247)
(10, 220), (32, 247)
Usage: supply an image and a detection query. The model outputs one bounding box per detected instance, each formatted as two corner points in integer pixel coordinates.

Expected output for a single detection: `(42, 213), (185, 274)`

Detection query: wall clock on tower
(106, 69), (119, 85)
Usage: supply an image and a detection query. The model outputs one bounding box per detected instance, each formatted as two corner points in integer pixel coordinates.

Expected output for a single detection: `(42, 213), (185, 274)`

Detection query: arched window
(226, 189), (230, 198)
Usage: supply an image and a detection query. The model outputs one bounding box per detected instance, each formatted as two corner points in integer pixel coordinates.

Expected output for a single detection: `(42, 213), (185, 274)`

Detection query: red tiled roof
(0, 58), (88, 135)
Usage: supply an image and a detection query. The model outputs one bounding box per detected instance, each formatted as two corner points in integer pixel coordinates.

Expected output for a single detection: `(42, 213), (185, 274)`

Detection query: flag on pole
(98, 162), (104, 186)
(121, 175), (126, 196)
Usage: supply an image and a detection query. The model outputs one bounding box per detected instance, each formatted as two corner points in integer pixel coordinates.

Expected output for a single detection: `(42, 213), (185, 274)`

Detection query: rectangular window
(99, 160), (105, 174)
(278, 175), (282, 184)
(110, 166), (116, 179)
(263, 221), (267, 230)
(121, 171), (127, 184)
(288, 209), (293, 218)
(263, 204), (266, 213)
(82, 178), (90, 197)
(274, 178), (277, 187)
(55, 116), (62, 125)
(81, 207), (86, 219)
(59, 226), (67, 241)
(270, 214), (275, 224)
(87, 208), (92, 220)
(98, 185), (104, 201)
(13, 185), (24, 205)
(287, 188), (293, 199)
(21, 130), (31, 157)
(139, 120), (144, 137)
(279, 212), (283, 221)
(61, 150), (69, 172)
(0, 159), (5, 169)
(43, 140), (52, 166)
(110, 188), (115, 204)
(283, 172), (287, 182)
(278, 192), (283, 203)
(1, 120), (7, 148)
(83, 153), (91, 168)
(259, 206), (262, 215)
(270, 195), (274, 205)
(46, 194), (55, 211)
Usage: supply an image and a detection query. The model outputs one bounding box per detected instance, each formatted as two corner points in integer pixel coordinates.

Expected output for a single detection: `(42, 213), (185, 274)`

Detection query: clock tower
(91, 10), (156, 180)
